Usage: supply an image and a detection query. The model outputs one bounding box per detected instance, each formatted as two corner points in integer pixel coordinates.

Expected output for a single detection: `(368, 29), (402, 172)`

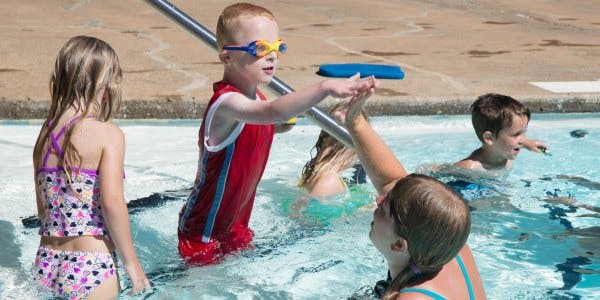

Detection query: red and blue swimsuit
(178, 81), (274, 264)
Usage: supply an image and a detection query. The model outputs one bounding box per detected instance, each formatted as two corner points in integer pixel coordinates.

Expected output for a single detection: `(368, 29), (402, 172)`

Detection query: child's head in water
(372, 174), (471, 297)
(454, 92), (544, 171)
(298, 104), (367, 192)
(34, 35), (122, 172)
(471, 93), (531, 161)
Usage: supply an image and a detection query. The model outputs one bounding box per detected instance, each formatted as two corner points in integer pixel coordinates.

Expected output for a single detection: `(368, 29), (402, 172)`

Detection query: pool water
(0, 113), (598, 299)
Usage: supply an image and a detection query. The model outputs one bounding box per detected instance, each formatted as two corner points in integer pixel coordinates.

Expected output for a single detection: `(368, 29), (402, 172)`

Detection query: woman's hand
(333, 76), (378, 130)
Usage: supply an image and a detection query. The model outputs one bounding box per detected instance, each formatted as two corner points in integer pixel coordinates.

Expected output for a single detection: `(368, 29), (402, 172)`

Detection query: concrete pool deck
(1, 0), (600, 118)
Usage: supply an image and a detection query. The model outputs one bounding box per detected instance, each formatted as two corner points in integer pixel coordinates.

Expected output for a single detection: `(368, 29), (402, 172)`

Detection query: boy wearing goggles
(177, 2), (377, 265)
(223, 39), (287, 58)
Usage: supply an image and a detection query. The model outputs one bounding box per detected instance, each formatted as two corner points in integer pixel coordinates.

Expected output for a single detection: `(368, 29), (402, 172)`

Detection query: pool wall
(2, 96), (600, 119)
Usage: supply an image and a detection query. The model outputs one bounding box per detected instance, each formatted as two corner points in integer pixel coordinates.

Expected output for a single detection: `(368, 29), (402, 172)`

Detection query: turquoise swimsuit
(400, 255), (475, 300)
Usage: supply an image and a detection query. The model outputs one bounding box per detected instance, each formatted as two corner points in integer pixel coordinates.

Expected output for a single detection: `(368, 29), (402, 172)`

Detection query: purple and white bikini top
(36, 117), (109, 238)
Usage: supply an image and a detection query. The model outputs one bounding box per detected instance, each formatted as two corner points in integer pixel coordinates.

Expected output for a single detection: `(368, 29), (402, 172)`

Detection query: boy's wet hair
(216, 3), (275, 50)
(471, 93), (531, 142)
(383, 174), (470, 298)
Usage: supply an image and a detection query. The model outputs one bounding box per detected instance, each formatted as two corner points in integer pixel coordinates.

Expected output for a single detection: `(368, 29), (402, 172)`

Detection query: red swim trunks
(178, 224), (255, 265)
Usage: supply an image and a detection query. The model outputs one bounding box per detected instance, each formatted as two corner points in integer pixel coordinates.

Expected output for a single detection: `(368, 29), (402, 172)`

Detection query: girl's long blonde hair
(298, 104), (367, 189)
(33, 36), (122, 178)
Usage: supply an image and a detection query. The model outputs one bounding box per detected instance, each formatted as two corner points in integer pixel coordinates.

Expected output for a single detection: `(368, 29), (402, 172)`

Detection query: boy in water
(177, 2), (376, 265)
(456, 93), (548, 171)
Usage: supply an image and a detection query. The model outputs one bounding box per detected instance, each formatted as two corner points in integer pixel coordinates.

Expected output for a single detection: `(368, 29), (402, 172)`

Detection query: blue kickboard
(317, 63), (404, 79)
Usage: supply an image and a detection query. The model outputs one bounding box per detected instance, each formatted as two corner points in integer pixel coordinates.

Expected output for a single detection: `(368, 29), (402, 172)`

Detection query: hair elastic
(408, 262), (421, 274)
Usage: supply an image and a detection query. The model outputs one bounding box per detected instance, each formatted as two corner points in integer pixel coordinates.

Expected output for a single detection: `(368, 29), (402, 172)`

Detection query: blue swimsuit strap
(400, 256), (475, 300)
(456, 255), (475, 300)
(400, 287), (446, 300)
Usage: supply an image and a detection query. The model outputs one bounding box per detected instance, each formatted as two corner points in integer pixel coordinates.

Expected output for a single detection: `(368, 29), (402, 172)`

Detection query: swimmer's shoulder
(455, 159), (481, 170)
(308, 171), (347, 198)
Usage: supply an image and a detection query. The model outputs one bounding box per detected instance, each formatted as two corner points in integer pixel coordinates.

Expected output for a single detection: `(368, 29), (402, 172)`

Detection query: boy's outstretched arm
(217, 74), (373, 124)
(337, 78), (407, 196)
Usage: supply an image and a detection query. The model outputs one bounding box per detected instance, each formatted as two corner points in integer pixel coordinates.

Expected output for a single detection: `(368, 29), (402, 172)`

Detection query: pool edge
(1, 95), (600, 119)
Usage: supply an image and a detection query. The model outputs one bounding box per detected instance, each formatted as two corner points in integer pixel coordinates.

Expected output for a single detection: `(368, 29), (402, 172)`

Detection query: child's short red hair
(216, 3), (275, 50)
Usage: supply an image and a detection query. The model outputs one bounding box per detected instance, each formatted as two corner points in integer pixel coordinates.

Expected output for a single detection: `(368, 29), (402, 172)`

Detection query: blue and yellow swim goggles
(223, 39), (287, 58)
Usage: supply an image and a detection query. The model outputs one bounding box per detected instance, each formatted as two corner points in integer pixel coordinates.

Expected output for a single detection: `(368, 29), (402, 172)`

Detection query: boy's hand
(325, 73), (377, 98)
(274, 122), (294, 133)
(524, 139), (549, 153)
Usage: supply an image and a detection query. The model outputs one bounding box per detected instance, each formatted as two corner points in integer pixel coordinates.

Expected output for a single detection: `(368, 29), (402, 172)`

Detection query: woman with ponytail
(337, 84), (487, 299)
